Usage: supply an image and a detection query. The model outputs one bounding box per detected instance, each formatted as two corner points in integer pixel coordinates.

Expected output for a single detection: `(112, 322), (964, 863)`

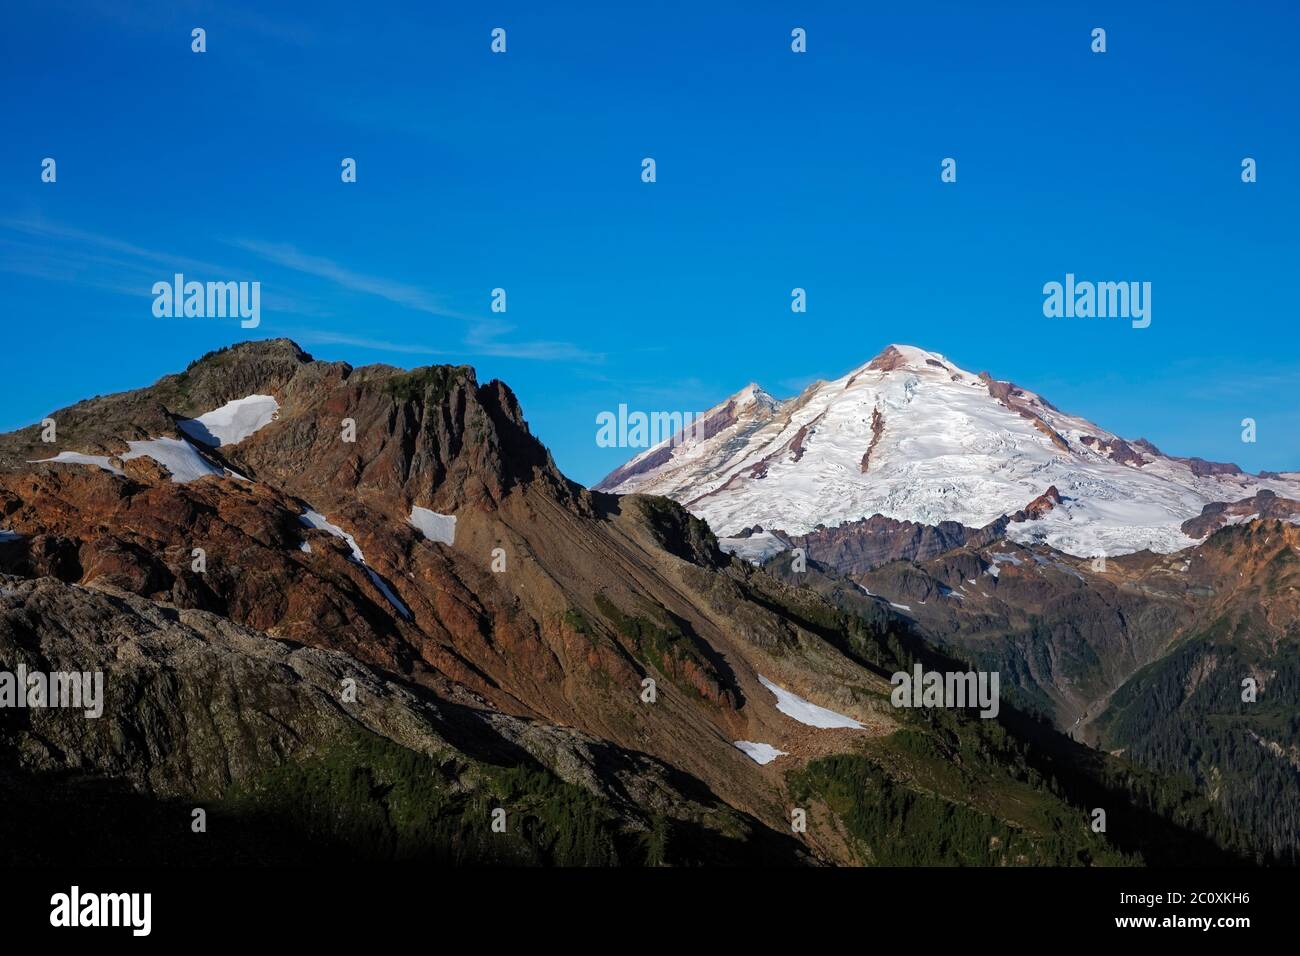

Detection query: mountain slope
(0, 574), (802, 865)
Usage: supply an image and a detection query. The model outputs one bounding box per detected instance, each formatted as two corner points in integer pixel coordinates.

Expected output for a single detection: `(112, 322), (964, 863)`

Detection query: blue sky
(3, 0), (1298, 486)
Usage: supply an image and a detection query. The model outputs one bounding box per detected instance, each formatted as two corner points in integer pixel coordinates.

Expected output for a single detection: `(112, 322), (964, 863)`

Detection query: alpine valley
(0, 340), (1294, 866)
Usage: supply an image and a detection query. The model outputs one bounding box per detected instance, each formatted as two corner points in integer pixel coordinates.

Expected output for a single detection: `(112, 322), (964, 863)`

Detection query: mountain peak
(862, 344), (958, 374)
(185, 337), (314, 371)
(728, 381), (777, 410)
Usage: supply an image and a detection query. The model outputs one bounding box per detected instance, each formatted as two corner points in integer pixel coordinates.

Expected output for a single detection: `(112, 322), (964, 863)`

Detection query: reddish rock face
(1180, 456), (1243, 477)
(1013, 485), (1063, 521)
(860, 407), (885, 473)
(1080, 435), (1147, 467)
(864, 345), (909, 372)
(980, 374), (1070, 452)
(1181, 489), (1300, 537)
(783, 512), (1010, 575)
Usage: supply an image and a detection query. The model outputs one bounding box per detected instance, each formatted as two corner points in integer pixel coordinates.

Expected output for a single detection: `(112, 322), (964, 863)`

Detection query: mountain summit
(596, 344), (1300, 556)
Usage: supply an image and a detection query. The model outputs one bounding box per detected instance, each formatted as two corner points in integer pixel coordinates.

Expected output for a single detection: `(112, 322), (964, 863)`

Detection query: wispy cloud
(226, 239), (465, 318)
(0, 218), (335, 319)
(2, 217), (234, 277)
(464, 320), (602, 363)
(1, 217), (600, 364)
(284, 328), (449, 356)
(233, 237), (602, 362)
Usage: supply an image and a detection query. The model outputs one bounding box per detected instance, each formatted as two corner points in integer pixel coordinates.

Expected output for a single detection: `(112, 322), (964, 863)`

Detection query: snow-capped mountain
(596, 345), (1300, 556)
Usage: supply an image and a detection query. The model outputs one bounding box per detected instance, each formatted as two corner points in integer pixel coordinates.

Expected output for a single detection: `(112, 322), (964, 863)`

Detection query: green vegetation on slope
(789, 750), (1132, 866)
(744, 553), (1265, 865)
(1096, 624), (1300, 863)
(593, 591), (733, 703)
(381, 366), (471, 404)
(226, 730), (629, 865)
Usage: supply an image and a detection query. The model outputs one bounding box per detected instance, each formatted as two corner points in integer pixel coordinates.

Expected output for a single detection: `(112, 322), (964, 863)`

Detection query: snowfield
(733, 741), (787, 764)
(758, 675), (863, 729)
(178, 394), (279, 447)
(409, 506), (456, 545)
(599, 345), (1300, 556)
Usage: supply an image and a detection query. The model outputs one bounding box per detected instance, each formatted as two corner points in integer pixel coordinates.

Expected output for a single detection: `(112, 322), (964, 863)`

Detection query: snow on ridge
(27, 394), (274, 483)
(409, 506), (456, 545)
(299, 509), (411, 619)
(178, 394), (279, 447)
(30, 438), (223, 483)
(300, 510), (365, 561)
(28, 452), (124, 475)
(758, 675), (864, 730)
(122, 438), (223, 482)
(733, 741), (787, 764)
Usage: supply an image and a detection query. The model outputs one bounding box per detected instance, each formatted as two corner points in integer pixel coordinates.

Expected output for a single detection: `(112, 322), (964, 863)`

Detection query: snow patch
(409, 506), (456, 545)
(300, 510), (365, 560)
(178, 394), (279, 447)
(733, 741), (787, 764)
(122, 438), (223, 482)
(758, 674), (864, 729)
